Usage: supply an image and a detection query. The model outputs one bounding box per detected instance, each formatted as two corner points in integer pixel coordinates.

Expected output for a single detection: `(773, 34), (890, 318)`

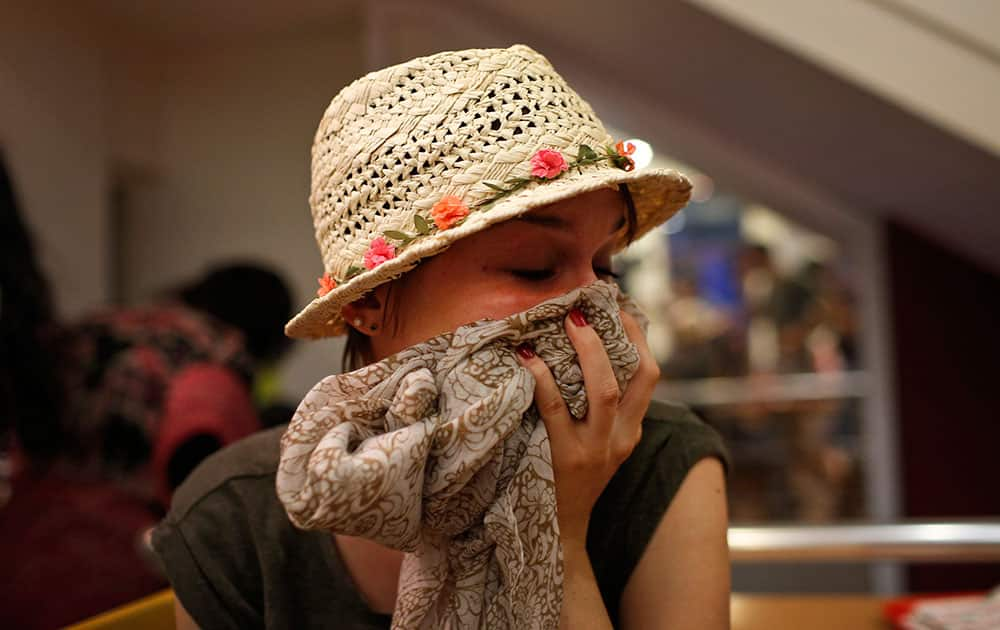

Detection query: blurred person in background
(685, 244), (860, 522)
(0, 150), (66, 499)
(785, 261), (861, 521)
(59, 262), (295, 507)
(742, 250), (861, 521)
(0, 147), (296, 628)
(661, 273), (733, 379)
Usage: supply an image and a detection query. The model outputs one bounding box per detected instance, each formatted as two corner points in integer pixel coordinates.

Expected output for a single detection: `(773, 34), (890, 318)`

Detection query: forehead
(509, 187), (628, 238)
(445, 187), (627, 258)
(527, 186), (626, 219)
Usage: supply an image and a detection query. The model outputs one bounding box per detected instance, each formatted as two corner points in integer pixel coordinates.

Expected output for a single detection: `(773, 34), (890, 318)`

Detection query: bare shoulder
(619, 457), (730, 630)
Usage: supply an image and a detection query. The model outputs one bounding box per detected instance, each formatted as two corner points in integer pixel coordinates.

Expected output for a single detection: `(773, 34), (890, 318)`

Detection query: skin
(175, 187), (730, 629)
(359, 187), (630, 356)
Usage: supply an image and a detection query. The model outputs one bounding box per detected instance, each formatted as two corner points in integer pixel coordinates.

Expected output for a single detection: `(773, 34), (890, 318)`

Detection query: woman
(154, 44), (730, 629)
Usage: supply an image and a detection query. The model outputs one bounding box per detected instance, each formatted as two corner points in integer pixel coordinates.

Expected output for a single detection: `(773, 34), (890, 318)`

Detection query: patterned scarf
(276, 281), (643, 629)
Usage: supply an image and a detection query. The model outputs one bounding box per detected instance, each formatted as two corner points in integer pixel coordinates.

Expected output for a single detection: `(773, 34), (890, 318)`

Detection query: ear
(341, 286), (387, 336)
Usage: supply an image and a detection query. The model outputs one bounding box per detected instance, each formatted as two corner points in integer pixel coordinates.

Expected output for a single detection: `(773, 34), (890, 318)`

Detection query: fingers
(564, 308), (620, 439)
(515, 343), (574, 444)
(515, 307), (658, 462)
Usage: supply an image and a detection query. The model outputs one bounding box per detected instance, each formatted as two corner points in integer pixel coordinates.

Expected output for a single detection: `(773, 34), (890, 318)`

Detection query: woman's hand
(516, 307), (660, 548)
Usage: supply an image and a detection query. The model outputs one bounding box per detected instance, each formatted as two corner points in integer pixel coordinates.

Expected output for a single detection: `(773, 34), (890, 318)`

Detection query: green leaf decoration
(612, 155), (631, 170)
(466, 142), (634, 218)
(345, 266), (365, 279)
(384, 230), (413, 242)
(413, 214), (432, 235)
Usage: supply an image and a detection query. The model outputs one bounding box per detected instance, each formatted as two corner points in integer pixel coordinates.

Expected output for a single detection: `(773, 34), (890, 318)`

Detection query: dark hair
(178, 263), (294, 363)
(619, 183), (638, 244)
(0, 152), (66, 461)
(341, 281), (399, 371)
(342, 325), (371, 373)
(340, 185), (639, 373)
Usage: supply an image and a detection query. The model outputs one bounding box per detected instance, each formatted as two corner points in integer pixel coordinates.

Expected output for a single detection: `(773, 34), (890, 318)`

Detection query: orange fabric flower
(431, 195), (470, 231)
(616, 140), (636, 156)
(316, 273), (337, 297)
(615, 141), (636, 172)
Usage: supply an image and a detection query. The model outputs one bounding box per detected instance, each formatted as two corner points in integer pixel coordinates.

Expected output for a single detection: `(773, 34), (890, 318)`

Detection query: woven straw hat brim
(285, 165), (690, 339)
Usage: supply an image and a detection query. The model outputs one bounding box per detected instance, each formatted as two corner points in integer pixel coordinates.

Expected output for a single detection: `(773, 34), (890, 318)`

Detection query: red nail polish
(516, 343), (535, 359)
(569, 308), (588, 327)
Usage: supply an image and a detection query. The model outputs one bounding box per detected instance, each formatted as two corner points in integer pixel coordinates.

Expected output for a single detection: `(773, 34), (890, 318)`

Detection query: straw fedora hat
(286, 44), (691, 339)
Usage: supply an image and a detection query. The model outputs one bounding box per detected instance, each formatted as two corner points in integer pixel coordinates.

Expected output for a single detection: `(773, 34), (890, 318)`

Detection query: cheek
(397, 264), (546, 336)
(458, 287), (542, 322)
(417, 270), (533, 321)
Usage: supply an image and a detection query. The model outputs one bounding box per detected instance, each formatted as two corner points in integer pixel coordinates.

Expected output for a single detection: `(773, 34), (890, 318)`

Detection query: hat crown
(310, 44), (615, 279)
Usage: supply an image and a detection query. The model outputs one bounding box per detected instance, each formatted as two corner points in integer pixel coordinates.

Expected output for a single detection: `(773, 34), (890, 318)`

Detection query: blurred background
(2, 0), (999, 627)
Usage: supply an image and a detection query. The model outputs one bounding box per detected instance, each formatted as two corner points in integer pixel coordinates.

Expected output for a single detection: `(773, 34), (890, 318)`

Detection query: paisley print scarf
(276, 280), (643, 629)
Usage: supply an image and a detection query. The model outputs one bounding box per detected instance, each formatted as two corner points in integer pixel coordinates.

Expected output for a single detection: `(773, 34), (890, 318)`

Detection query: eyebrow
(515, 213), (627, 234)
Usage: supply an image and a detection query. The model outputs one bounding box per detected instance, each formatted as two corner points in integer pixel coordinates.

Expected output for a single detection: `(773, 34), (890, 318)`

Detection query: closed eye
(508, 268), (556, 281)
(508, 267), (620, 281)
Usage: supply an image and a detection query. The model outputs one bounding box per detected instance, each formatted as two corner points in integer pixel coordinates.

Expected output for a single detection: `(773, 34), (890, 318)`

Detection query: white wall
(118, 25), (366, 399)
(686, 0), (1000, 157)
(2, 2), (367, 399)
(107, 43), (165, 173)
(1, 2), (109, 318)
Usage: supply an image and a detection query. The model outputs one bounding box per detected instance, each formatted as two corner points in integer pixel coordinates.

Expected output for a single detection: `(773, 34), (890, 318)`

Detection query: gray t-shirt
(152, 399), (729, 629)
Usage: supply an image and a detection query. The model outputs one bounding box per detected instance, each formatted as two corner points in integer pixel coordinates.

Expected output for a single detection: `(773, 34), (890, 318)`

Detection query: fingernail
(516, 343), (536, 360)
(569, 308), (588, 327)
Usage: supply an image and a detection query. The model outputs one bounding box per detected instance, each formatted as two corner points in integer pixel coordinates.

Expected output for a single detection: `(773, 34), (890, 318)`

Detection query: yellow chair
(64, 590), (175, 630)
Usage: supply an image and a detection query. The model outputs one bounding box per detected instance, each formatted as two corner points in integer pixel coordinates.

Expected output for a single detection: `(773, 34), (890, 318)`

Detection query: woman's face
(366, 187), (628, 359)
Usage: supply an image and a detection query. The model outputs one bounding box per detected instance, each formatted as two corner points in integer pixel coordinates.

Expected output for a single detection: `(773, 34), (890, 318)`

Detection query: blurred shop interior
(2, 0), (999, 627)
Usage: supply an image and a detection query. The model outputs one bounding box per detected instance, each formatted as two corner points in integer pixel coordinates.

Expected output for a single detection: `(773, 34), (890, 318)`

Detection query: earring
(353, 317), (363, 328)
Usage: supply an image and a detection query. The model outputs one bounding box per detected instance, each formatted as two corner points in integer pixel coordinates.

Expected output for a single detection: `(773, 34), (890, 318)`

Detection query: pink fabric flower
(529, 149), (568, 179)
(431, 195), (470, 231)
(363, 237), (396, 270)
(316, 273), (337, 297)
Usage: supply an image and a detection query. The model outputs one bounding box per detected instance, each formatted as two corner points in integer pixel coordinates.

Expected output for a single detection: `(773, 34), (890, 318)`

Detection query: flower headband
(316, 141), (638, 297)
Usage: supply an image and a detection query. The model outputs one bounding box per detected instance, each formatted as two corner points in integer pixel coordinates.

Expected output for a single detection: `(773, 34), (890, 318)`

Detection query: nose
(565, 261), (600, 291)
